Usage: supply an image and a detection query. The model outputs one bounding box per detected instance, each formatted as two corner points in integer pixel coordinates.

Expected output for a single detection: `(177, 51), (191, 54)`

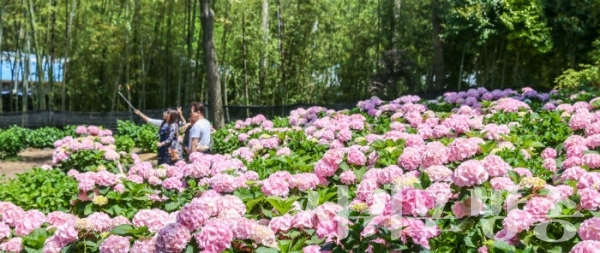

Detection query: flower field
(2, 87), (600, 252)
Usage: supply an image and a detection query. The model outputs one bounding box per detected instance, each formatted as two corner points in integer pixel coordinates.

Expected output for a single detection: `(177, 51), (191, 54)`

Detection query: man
(184, 102), (212, 156)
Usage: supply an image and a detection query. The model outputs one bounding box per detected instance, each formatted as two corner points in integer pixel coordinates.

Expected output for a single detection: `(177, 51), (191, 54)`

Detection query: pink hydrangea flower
(0, 237), (23, 253)
(53, 223), (78, 245)
(261, 176), (290, 197)
(207, 173), (237, 193)
(577, 172), (600, 189)
(541, 148), (557, 160)
(523, 197), (554, 222)
(346, 148), (367, 166)
(580, 188), (600, 211)
(424, 165), (453, 182)
(292, 211), (316, 229)
(177, 202), (211, 231)
(99, 235), (130, 253)
(132, 209), (170, 233)
(503, 209), (534, 233)
(421, 142), (448, 168)
(482, 154), (510, 177)
(87, 212), (112, 232)
(392, 188), (435, 217)
(130, 238), (156, 253)
(339, 171), (357, 185)
(447, 138), (479, 162)
(367, 192), (391, 216)
(401, 218), (440, 249)
(269, 213), (293, 233)
(426, 182), (453, 205)
(288, 173), (319, 191)
(195, 221), (234, 253)
(490, 177), (518, 192)
(578, 217), (600, 241)
(0, 223), (10, 241)
(218, 195), (246, 217)
(377, 165), (403, 185)
(571, 240), (600, 253)
(155, 223), (191, 253)
(542, 159), (557, 172)
(15, 210), (45, 236)
(453, 160), (489, 187)
(398, 147), (422, 170)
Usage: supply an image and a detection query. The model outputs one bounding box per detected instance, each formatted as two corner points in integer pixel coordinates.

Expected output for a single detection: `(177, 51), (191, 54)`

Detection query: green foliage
(212, 127), (241, 155)
(26, 127), (67, 149)
(485, 110), (572, 148)
(0, 125), (74, 159)
(55, 149), (121, 174)
(426, 101), (456, 112)
(115, 135), (136, 153)
(500, 0), (553, 53)
(322, 210), (410, 252)
(554, 64), (600, 90)
(0, 168), (78, 213)
(273, 117), (290, 128)
(0, 126), (29, 158)
(73, 180), (155, 219)
(117, 120), (158, 153)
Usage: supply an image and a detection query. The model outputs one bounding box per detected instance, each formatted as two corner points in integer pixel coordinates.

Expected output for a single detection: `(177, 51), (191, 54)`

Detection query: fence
(0, 103), (358, 131)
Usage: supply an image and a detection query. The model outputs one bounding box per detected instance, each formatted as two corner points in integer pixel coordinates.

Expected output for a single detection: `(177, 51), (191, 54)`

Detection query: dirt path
(0, 148), (157, 180)
(0, 148), (54, 179)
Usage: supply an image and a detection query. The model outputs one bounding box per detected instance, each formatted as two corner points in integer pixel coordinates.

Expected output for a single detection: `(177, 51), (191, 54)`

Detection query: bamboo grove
(0, 0), (599, 114)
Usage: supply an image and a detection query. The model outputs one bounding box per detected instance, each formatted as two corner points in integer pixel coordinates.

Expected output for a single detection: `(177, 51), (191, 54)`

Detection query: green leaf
(507, 170), (521, 183)
(255, 247), (279, 253)
(528, 141), (545, 148)
(165, 201), (180, 211)
(492, 240), (515, 252)
(419, 171), (431, 189)
(245, 196), (265, 212)
(339, 161), (351, 171)
(84, 202), (94, 215)
(111, 224), (136, 235)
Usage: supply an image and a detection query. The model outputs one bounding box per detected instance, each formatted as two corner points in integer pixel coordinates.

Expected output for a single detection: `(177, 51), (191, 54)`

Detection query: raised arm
(135, 109), (162, 126)
(177, 107), (187, 125)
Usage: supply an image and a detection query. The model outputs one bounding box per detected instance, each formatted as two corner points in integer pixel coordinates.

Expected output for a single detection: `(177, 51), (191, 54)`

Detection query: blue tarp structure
(0, 51), (65, 84)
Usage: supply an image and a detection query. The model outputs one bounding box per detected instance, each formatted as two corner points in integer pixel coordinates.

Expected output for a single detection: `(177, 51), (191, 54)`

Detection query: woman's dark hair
(166, 109), (180, 124)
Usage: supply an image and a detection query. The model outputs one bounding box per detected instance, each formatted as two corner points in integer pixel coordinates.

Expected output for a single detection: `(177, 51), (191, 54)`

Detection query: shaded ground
(0, 148), (157, 180)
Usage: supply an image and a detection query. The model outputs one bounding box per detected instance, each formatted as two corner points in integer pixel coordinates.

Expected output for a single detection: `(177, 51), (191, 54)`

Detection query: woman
(135, 107), (185, 165)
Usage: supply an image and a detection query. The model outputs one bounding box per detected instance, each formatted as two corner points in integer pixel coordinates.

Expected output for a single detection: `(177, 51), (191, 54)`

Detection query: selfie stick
(117, 85), (136, 110)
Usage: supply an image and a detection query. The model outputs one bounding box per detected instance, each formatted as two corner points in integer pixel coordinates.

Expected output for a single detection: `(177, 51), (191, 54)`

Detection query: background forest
(0, 0), (599, 113)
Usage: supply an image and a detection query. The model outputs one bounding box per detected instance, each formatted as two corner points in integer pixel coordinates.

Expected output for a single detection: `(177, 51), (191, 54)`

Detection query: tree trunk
(242, 10), (249, 118)
(125, 0), (133, 112)
(23, 30), (31, 126)
(164, 2), (173, 108)
(200, 0), (224, 128)
(219, 0), (230, 122)
(259, 0), (268, 104)
(277, 0), (286, 106)
(0, 0), (4, 113)
(184, 0), (196, 105)
(140, 0), (165, 109)
(27, 0), (46, 110)
(47, 0), (57, 110)
(431, 0), (444, 92)
(501, 51), (507, 89)
(62, 0), (76, 111)
(458, 46), (465, 91)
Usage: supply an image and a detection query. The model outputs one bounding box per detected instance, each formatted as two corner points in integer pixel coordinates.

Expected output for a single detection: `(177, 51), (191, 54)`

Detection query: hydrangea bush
(3, 87), (600, 252)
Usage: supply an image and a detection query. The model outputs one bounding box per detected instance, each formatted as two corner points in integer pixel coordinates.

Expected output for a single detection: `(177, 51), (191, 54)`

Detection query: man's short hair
(191, 102), (205, 116)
